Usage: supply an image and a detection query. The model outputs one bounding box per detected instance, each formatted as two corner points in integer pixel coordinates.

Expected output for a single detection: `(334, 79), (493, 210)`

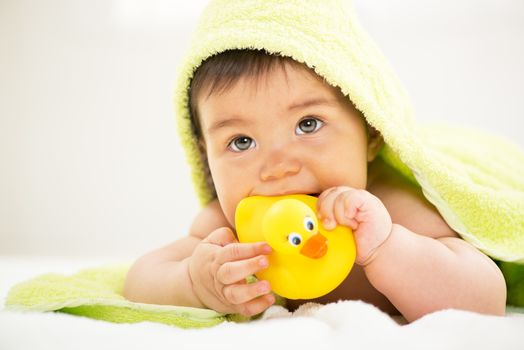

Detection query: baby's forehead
(203, 61), (344, 105)
(202, 68), (342, 113)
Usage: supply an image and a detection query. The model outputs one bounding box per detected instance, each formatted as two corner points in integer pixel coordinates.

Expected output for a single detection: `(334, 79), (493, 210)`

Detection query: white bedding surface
(1, 255), (524, 350)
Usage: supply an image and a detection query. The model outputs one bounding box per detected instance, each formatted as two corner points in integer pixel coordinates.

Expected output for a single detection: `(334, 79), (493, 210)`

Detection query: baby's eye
(296, 117), (324, 135)
(228, 136), (256, 152)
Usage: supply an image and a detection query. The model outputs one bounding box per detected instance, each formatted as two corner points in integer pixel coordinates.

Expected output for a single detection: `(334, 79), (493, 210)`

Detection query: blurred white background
(1, 0), (523, 260)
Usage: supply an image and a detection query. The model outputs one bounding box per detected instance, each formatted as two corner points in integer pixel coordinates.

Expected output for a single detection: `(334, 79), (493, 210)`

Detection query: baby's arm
(317, 187), (507, 322)
(123, 199), (274, 316)
(364, 224), (506, 322)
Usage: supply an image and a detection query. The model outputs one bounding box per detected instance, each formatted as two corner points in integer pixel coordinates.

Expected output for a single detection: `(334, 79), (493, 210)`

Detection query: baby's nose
(260, 155), (301, 181)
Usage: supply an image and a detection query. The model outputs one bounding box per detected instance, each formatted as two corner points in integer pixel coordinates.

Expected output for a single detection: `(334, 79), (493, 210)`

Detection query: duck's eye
(304, 217), (315, 231)
(287, 233), (302, 246)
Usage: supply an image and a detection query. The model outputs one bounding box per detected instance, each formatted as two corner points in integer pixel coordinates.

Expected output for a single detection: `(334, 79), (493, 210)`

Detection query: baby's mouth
(257, 191), (321, 197)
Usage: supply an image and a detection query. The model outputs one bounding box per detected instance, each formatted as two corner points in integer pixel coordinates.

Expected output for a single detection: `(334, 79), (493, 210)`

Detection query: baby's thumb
(204, 227), (238, 247)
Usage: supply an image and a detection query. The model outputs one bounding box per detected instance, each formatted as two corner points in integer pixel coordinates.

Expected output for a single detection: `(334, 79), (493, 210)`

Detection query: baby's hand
(316, 187), (392, 265)
(188, 227), (275, 317)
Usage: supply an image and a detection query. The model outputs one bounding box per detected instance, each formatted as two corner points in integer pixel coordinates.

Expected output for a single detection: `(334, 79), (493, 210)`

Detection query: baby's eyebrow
(287, 97), (336, 111)
(206, 117), (251, 135)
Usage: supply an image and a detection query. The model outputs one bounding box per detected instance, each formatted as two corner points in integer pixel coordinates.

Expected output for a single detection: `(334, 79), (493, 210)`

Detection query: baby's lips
(300, 233), (328, 259)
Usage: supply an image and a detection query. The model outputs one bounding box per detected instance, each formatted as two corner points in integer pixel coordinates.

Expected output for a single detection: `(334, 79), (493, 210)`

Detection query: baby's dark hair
(189, 49), (311, 140)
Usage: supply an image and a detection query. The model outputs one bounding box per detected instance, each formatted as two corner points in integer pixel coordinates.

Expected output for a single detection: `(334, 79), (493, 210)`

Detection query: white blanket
(2, 256), (524, 350)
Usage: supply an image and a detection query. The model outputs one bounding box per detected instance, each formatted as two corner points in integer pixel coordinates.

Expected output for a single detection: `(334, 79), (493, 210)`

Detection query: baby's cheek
(219, 196), (240, 228)
(225, 207), (236, 228)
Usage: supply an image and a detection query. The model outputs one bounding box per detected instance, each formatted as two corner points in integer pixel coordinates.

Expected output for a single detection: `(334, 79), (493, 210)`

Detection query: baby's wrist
(183, 257), (207, 309)
(357, 223), (394, 267)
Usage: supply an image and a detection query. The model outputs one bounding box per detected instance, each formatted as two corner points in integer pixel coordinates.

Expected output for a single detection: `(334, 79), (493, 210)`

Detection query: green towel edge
(3, 265), (275, 327)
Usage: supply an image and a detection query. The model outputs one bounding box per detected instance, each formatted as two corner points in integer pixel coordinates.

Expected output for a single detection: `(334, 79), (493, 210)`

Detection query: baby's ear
(366, 125), (384, 162)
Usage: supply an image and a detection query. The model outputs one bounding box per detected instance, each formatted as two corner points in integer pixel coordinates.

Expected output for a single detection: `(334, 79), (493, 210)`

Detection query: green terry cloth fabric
(174, 0), (524, 264)
(499, 261), (524, 307)
(4, 264), (232, 328)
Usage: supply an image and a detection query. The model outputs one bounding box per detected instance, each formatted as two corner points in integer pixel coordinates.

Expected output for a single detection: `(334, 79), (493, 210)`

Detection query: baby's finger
(222, 280), (272, 305)
(317, 186), (352, 229)
(216, 255), (270, 284)
(333, 190), (359, 230)
(217, 241), (272, 264)
(204, 227), (238, 247)
(236, 293), (276, 317)
(346, 189), (371, 222)
(316, 186), (340, 212)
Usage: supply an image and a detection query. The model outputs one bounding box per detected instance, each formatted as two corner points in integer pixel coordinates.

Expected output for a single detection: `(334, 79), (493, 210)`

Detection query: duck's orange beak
(300, 233), (328, 259)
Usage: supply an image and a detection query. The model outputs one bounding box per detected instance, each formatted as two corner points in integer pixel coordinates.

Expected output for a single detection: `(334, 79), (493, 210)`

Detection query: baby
(122, 0), (513, 322)
(123, 49), (506, 322)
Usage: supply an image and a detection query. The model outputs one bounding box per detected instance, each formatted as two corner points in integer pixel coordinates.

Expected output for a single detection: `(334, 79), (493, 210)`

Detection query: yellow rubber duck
(235, 194), (356, 300)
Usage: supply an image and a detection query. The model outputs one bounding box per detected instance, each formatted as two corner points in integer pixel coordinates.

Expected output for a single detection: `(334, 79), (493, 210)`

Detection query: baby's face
(197, 62), (370, 226)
